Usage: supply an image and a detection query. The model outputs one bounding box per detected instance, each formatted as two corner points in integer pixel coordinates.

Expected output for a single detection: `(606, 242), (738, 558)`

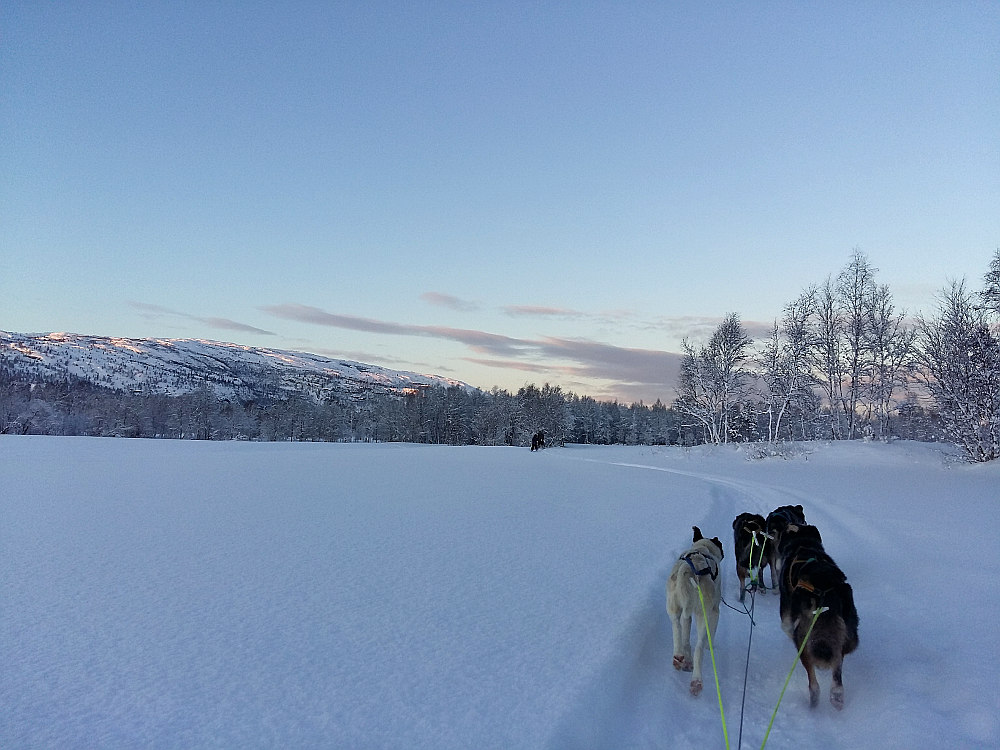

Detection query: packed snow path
(2, 437), (997, 748)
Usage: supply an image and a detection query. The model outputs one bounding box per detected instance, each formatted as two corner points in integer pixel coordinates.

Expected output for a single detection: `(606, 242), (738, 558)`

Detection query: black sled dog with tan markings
(667, 526), (724, 696)
(732, 512), (770, 601)
(777, 523), (859, 710)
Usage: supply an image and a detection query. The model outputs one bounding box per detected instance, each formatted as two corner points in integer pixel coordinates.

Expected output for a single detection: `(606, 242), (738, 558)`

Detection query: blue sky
(3, 2), (998, 403)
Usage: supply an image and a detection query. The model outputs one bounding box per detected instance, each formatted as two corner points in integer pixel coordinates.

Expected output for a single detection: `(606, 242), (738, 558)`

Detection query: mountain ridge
(0, 331), (471, 403)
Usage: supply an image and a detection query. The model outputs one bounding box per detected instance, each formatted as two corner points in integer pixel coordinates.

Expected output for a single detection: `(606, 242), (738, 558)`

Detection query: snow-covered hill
(0, 331), (469, 402)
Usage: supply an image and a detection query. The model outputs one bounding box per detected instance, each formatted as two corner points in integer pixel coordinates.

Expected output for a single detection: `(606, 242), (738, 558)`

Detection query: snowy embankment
(1, 436), (997, 749)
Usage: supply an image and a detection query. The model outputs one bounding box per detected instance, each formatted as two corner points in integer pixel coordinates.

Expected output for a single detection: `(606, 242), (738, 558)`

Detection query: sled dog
(777, 523), (859, 710)
(732, 512), (770, 601)
(667, 526), (724, 696)
(766, 504), (806, 581)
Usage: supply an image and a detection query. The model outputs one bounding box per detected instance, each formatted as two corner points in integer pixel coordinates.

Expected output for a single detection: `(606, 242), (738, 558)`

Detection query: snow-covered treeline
(0, 368), (940, 448)
(0, 375), (678, 446)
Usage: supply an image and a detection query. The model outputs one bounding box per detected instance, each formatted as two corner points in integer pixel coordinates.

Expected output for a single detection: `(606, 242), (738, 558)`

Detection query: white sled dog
(667, 526), (725, 696)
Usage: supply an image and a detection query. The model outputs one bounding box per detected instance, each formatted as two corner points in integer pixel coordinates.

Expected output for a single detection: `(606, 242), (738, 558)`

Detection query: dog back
(733, 512), (768, 568)
(778, 525), (859, 662)
(669, 535), (724, 612)
(766, 504), (806, 540)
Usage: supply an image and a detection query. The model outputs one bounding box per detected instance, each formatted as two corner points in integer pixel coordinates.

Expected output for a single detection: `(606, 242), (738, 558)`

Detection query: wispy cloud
(310, 347), (459, 375)
(129, 301), (276, 336)
(129, 302), (177, 317)
(420, 292), (479, 312)
(644, 314), (773, 342)
(261, 304), (531, 357)
(536, 337), (682, 385)
(259, 302), (779, 401)
(497, 305), (771, 344)
(199, 317), (277, 335)
(502, 304), (586, 319)
(261, 303), (684, 400)
(463, 358), (565, 375)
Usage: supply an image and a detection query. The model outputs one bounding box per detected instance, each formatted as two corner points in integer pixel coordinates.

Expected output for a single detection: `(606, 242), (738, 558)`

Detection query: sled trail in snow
(546, 446), (994, 750)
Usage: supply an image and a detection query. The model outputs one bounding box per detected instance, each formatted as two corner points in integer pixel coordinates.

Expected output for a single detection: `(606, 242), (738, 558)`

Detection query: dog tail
(811, 637), (835, 664)
(799, 597), (852, 668)
(839, 583), (860, 655)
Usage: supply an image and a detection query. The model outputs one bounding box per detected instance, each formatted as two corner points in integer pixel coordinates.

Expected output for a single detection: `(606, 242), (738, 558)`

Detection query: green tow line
(693, 577), (730, 750)
(760, 605), (828, 749)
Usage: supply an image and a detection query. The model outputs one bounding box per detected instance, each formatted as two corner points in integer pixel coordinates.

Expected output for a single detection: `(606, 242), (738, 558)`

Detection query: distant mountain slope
(0, 331), (470, 403)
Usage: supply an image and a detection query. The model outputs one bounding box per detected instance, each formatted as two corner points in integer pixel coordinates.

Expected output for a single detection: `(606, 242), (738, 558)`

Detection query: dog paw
(690, 679), (703, 697)
(672, 654), (692, 671)
(831, 688), (844, 710)
(809, 686), (820, 708)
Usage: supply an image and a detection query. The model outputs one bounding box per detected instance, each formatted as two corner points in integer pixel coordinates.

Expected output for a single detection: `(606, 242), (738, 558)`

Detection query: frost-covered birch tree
(807, 252), (916, 440)
(675, 313), (754, 444)
(759, 289), (821, 442)
(836, 250), (877, 439)
(865, 283), (916, 439)
(982, 248), (1000, 315)
(811, 277), (845, 438)
(917, 278), (1000, 462)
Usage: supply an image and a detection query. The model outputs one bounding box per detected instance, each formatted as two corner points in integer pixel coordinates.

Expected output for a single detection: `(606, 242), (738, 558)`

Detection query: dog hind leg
(799, 649), (820, 708)
(678, 610), (693, 671)
(758, 562), (770, 595)
(690, 607), (705, 696)
(690, 592), (720, 696)
(668, 588), (692, 672)
(830, 660), (845, 710)
(670, 611), (691, 671)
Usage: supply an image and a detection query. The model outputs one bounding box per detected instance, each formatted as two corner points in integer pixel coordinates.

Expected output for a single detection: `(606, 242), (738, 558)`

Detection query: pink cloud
(420, 292), (479, 312)
(260, 303), (685, 402)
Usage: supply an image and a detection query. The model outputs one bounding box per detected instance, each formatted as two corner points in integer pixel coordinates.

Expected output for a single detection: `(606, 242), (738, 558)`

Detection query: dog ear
(692, 525), (703, 542)
(712, 537), (724, 558)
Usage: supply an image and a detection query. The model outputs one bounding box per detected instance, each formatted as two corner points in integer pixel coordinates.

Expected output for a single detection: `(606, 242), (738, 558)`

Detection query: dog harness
(682, 551), (719, 581)
(785, 554), (836, 597)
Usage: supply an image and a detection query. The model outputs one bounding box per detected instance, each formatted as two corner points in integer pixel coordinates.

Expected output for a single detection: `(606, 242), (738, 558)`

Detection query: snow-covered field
(2, 436), (997, 749)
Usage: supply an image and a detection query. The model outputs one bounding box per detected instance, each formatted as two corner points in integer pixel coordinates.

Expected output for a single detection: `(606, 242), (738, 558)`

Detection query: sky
(2, 2), (998, 404)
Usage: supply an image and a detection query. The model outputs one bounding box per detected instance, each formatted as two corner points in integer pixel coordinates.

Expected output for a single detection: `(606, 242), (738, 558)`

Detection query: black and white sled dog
(732, 512), (770, 601)
(667, 526), (725, 696)
(777, 523), (859, 710)
(765, 504), (807, 583)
